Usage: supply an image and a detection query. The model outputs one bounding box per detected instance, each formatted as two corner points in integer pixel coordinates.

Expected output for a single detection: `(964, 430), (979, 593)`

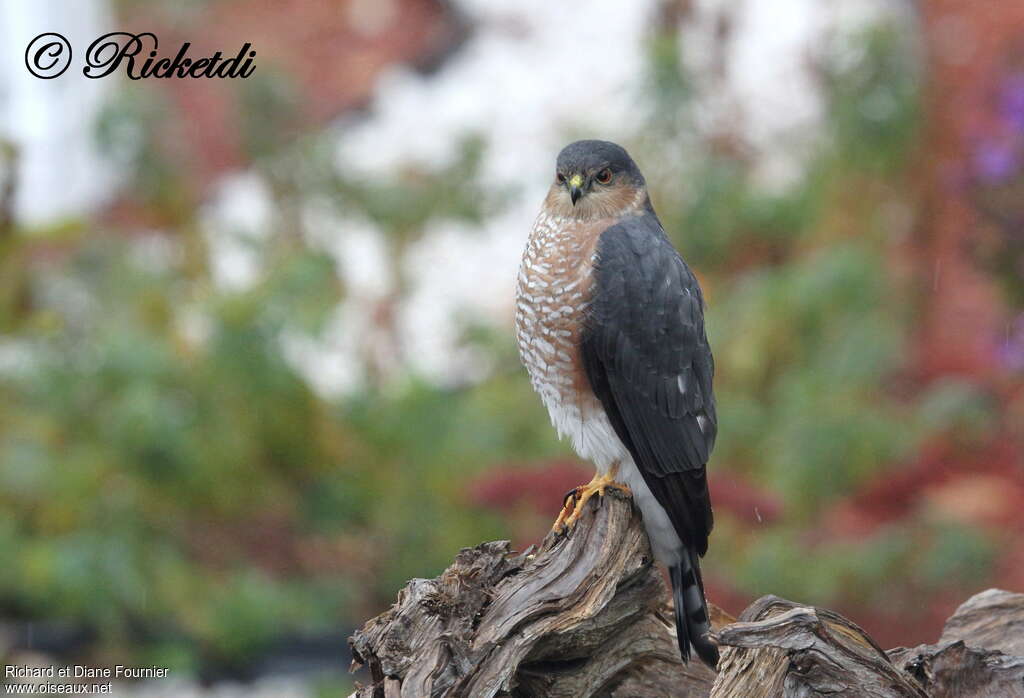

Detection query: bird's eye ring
(556, 172), (566, 183)
(596, 168), (613, 184)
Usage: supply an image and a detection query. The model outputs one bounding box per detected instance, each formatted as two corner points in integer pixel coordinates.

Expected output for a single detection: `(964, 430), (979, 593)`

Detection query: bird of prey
(515, 140), (718, 668)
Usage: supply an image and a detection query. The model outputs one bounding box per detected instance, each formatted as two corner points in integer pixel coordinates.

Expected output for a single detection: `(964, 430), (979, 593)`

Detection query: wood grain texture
(888, 588), (1024, 698)
(939, 588), (1024, 657)
(711, 596), (927, 698)
(349, 490), (715, 697)
(349, 493), (1024, 697)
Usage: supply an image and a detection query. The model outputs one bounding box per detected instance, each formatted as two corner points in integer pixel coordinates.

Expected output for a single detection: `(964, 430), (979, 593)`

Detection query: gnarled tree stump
(887, 589), (1024, 698)
(349, 491), (1024, 697)
(349, 489), (715, 696)
(711, 596), (926, 697)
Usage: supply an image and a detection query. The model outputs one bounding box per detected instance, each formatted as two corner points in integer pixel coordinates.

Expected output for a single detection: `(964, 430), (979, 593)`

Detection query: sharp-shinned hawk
(515, 140), (718, 668)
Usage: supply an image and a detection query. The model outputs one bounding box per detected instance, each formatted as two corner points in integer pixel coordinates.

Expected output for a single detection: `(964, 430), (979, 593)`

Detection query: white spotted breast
(515, 211), (617, 462)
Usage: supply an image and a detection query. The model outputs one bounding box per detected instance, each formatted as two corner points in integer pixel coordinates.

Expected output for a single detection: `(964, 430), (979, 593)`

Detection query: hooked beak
(567, 173), (584, 205)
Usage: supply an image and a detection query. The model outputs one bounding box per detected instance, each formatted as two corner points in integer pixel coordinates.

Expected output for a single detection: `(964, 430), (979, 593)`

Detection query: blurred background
(2, 0), (1024, 695)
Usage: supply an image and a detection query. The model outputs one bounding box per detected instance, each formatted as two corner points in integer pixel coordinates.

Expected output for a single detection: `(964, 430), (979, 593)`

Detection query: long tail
(669, 547), (719, 669)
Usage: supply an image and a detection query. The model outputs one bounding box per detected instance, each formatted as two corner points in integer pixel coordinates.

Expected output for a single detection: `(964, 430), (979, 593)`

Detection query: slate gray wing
(580, 212), (716, 554)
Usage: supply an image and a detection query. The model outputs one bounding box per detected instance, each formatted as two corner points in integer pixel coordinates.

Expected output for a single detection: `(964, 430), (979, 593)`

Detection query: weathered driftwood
(711, 596), (927, 697)
(349, 491), (1024, 697)
(349, 489), (716, 697)
(887, 588), (1024, 698)
(938, 588), (1024, 657)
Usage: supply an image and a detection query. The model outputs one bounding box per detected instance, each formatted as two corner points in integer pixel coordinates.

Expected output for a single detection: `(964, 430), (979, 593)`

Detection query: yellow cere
(568, 174), (584, 188)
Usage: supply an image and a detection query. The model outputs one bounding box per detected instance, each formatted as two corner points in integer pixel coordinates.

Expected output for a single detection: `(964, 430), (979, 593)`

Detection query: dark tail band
(669, 547), (719, 669)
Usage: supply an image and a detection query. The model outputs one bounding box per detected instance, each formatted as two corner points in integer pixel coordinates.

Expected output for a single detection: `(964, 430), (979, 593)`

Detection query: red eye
(596, 168), (612, 184)
(556, 172), (566, 183)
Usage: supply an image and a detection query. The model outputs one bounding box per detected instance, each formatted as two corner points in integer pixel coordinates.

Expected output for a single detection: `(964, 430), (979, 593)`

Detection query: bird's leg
(551, 488), (581, 532)
(552, 463), (632, 532)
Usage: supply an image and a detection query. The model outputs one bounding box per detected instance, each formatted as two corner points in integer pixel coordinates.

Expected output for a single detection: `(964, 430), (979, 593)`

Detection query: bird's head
(548, 140), (648, 220)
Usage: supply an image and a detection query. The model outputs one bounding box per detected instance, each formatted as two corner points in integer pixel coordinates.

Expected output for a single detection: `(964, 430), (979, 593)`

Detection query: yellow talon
(551, 465), (632, 532)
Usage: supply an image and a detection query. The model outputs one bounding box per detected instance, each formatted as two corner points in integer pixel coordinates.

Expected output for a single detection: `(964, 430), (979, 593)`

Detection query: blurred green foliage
(638, 23), (997, 606)
(0, 14), (1003, 679)
(0, 231), (350, 668)
(0, 77), (539, 675)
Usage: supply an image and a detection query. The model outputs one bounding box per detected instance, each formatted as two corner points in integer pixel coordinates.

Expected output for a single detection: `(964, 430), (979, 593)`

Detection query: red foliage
(832, 592), (965, 651)
(912, 1), (1024, 381)
(465, 459), (591, 517)
(707, 471), (783, 526)
(825, 436), (1024, 538)
(468, 460), (782, 525)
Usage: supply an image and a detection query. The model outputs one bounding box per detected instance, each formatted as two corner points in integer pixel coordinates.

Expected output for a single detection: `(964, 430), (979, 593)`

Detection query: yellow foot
(551, 469), (631, 533)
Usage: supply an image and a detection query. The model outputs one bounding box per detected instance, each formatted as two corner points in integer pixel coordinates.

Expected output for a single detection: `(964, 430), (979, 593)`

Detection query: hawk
(515, 140), (718, 668)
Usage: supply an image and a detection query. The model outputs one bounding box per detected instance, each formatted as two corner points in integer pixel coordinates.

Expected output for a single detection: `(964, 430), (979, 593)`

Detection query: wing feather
(580, 212), (716, 554)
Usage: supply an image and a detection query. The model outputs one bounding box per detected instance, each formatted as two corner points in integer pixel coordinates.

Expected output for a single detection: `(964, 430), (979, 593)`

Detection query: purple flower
(973, 139), (1020, 183)
(996, 313), (1024, 372)
(1000, 73), (1024, 131)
